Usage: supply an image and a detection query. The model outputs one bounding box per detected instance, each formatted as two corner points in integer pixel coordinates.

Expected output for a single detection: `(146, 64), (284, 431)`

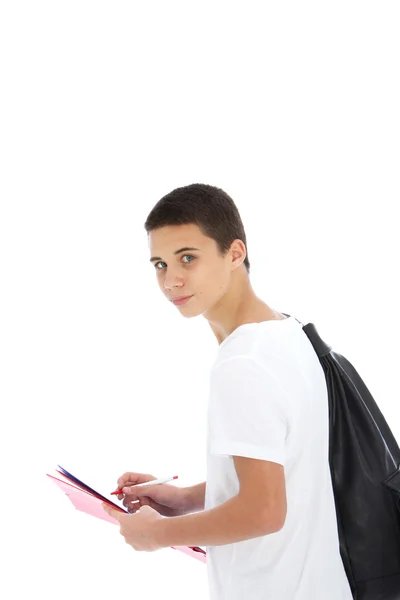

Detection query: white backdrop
(1, 2), (399, 599)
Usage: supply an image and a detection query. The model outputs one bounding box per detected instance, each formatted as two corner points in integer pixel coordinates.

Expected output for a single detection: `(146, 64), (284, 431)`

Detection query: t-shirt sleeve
(208, 356), (289, 465)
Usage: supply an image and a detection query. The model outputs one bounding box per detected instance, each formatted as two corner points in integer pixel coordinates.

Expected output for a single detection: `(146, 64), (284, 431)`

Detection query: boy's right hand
(115, 472), (188, 518)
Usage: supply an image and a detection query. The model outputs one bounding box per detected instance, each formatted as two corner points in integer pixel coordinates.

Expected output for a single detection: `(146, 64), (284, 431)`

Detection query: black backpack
(283, 314), (400, 600)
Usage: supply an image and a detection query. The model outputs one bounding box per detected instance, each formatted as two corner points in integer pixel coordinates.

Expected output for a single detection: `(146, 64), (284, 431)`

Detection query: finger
(122, 485), (149, 495)
(117, 475), (134, 489)
(124, 502), (140, 512)
(102, 503), (121, 519)
(117, 473), (154, 488)
(118, 492), (137, 502)
(116, 480), (134, 493)
(117, 474), (145, 488)
(123, 494), (140, 504)
(127, 505), (139, 514)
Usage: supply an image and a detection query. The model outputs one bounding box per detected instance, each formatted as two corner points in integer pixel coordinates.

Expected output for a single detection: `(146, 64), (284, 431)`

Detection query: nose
(163, 269), (184, 291)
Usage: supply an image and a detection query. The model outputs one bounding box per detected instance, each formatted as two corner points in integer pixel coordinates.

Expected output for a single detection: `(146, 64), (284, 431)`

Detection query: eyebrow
(150, 247), (201, 263)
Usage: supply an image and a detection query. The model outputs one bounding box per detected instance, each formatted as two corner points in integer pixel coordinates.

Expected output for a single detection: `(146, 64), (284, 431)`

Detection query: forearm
(182, 481), (206, 514)
(155, 493), (274, 548)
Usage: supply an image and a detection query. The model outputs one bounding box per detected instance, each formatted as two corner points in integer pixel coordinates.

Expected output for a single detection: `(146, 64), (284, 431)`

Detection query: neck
(204, 271), (285, 345)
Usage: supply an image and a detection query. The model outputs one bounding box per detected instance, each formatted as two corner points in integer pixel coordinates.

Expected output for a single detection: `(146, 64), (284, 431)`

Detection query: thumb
(122, 484), (152, 495)
(102, 502), (122, 520)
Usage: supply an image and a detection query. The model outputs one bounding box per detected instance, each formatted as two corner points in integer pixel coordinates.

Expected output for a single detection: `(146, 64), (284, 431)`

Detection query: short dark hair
(144, 183), (250, 274)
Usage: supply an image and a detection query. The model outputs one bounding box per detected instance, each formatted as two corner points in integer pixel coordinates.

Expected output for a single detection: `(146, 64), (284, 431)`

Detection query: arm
(157, 359), (287, 546)
(181, 481), (206, 514)
(154, 459), (286, 548)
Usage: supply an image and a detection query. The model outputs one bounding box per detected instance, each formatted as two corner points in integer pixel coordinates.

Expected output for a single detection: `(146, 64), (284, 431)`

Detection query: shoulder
(211, 354), (266, 378)
(210, 355), (289, 402)
(210, 327), (302, 402)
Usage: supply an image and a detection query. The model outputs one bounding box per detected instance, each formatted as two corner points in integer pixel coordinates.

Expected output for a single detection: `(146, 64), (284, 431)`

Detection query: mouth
(170, 295), (194, 306)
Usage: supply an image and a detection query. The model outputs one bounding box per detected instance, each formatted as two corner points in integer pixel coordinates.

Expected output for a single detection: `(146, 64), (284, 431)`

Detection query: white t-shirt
(204, 315), (353, 600)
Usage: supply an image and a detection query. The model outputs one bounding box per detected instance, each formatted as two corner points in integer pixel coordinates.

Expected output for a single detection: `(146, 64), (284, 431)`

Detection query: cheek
(198, 273), (227, 298)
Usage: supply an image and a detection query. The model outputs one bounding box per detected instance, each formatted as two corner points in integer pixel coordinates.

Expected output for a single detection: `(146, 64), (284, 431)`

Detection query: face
(148, 223), (245, 317)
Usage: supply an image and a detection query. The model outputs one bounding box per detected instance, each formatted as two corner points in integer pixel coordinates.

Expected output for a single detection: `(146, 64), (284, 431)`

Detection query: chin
(178, 306), (202, 318)
(175, 301), (206, 318)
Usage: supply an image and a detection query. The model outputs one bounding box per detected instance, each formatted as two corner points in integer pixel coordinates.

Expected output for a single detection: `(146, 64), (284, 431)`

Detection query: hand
(102, 503), (165, 552)
(115, 471), (187, 517)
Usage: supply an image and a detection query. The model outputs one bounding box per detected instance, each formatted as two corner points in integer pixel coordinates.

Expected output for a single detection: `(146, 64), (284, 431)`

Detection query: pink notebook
(46, 466), (206, 564)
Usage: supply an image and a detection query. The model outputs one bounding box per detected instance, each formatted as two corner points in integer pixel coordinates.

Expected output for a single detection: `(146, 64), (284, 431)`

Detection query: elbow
(261, 504), (287, 535)
(273, 510), (286, 533)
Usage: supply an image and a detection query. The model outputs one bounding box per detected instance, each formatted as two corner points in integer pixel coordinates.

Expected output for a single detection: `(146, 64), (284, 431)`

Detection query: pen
(111, 475), (178, 495)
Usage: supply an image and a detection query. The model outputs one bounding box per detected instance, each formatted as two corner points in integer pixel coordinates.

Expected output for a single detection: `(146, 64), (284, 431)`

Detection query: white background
(1, 2), (399, 599)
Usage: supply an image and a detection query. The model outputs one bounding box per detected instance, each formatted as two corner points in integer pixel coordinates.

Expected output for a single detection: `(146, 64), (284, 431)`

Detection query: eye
(153, 255), (196, 270)
(182, 254), (196, 264)
(154, 261), (167, 270)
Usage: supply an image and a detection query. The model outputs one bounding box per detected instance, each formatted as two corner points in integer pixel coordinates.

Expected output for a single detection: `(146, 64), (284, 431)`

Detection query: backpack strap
(282, 313), (332, 358)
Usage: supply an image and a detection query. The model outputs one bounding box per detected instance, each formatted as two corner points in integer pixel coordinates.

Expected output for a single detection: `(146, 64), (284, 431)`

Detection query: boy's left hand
(102, 503), (165, 552)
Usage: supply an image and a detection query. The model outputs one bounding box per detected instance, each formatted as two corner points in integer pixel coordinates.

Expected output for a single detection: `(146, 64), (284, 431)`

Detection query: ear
(230, 239), (247, 270)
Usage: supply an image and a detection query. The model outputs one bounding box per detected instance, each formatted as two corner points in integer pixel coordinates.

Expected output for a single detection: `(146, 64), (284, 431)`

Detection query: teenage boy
(103, 184), (352, 600)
